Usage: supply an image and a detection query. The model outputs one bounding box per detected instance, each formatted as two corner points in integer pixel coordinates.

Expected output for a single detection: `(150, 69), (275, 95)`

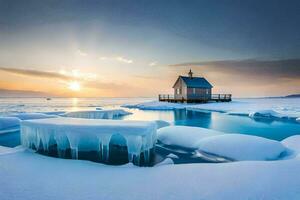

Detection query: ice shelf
(21, 117), (157, 165)
(60, 109), (132, 119)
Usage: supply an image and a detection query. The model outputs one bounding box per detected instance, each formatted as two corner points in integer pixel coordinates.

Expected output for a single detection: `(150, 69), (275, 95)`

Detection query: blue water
(120, 109), (300, 141)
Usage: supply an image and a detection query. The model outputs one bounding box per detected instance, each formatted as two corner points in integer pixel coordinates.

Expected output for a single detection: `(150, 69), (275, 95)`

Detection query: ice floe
(122, 101), (186, 110)
(122, 98), (300, 121)
(157, 126), (223, 149)
(158, 126), (292, 161)
(187, 98), (300, 121)
(155, 120), (170, 129)
(8, 112), (59, 120)
(166, 153), (179, 159)
(61, 109), (132, 119)
(21, 117), (157, 165)
(196, 134), (287, 161)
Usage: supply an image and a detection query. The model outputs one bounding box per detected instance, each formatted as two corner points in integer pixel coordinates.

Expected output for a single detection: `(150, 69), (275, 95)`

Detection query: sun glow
(68, 81), (81, 91)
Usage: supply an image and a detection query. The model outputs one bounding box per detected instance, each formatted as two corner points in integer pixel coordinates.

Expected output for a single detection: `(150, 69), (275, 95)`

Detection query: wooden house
(173, 69), (213, 101)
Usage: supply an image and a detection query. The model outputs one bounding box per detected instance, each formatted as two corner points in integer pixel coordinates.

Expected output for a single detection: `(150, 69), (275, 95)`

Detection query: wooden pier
(158, 94), (232, 103)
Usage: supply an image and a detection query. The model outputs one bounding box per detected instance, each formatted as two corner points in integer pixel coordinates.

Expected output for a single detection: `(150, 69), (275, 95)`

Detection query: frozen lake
(1, 97), (300, 145)
(0, 97), (300, 165)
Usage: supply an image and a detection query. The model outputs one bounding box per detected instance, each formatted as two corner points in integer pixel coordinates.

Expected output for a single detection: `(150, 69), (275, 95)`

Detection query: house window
(176, 88), (181, 95)
(192, 88), (196, 94)
(206, 89), (209, 94)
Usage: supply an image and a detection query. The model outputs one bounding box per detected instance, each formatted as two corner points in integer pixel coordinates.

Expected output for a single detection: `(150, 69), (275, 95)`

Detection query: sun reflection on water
(71, 98), (79, 111)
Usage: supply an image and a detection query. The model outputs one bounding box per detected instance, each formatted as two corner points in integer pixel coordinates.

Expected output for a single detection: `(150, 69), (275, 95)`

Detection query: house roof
(174, 76), (213, 88)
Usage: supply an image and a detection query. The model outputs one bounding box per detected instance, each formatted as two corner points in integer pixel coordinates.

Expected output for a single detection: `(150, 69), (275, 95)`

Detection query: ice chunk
(157, 126), (223, 149)
(61, 109), (132, 119)
(155, 158), (174, 166)
(9, 113), (58, 120)
(122, 101), (186, 110)
(42, 111), (66, 115)
(196, 134), (287, 161)
(282, 135), (300, 155)
(155, 120), (170, 129)
(21, 117), (157, 165)
(167, 153), (179, 159)
(0, 117), (20, 131)
(249, 110), (288, 119)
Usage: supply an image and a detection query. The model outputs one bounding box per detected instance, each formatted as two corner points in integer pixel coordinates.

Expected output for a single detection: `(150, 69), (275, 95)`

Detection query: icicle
(66, 132), (80, 159)
(54, 132), (69, 158)
(71, 147), (78, 159)
(39, 128), (51, 152)
(125, 135), (142, 164)
(144, 149), (150, 164)
(97, 134), (112, 161)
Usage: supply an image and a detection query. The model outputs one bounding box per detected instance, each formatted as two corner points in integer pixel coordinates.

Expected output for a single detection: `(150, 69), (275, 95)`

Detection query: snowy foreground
(123, 98), (300, 121)
(1, 124), (300, 199)
(1, 134), (300, 200)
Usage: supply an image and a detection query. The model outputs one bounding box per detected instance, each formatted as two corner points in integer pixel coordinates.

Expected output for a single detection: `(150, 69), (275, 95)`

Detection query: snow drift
(197, 134), (287, 161)
(157, 126), (223, 149)
(281, 135), (300, 155)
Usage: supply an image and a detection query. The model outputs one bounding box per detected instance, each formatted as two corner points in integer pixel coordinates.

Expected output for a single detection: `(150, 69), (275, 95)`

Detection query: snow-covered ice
(157, 126), (223, 149)
(21, 117), (157, 165)
(122, 98), (300, 121)
(8, 112), (59, 120)
(158, 126), (289, 161)
(166, 153), (179, 159)
(196, 134), (287, 161)
(61, 109), (131, 119)
(122, 101), (186, 110)
(187, 98), (300, 121)
(282, 135), (300, 156)
(155, 120), (170, 129)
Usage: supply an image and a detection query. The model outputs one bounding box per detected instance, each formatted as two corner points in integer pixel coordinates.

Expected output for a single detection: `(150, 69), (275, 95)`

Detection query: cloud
(149, 62), (157, 66)
(169, 59), (300, 79)
(116, 57), (133, 64)
(99, 56), (108, 60)
(76, 49), (88, 57)
(99, 56), (133, 64)
(0, 66), (136, 95)
(0, 67), (71, 80)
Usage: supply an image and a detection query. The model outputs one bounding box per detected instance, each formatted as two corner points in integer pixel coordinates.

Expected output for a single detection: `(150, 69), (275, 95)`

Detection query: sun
(68, 81), (81, 91)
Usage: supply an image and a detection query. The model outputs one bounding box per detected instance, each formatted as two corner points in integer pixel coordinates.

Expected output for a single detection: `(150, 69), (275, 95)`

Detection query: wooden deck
(158, 94), (232, 103)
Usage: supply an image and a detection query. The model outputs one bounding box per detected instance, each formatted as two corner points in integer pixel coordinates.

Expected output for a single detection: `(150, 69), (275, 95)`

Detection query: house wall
(187, 88), (211, 100)
(173, 78), (187, 99)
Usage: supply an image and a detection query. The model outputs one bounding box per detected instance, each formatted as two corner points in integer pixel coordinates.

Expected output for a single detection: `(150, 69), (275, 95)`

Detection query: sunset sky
(0, 0), (299, 97)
